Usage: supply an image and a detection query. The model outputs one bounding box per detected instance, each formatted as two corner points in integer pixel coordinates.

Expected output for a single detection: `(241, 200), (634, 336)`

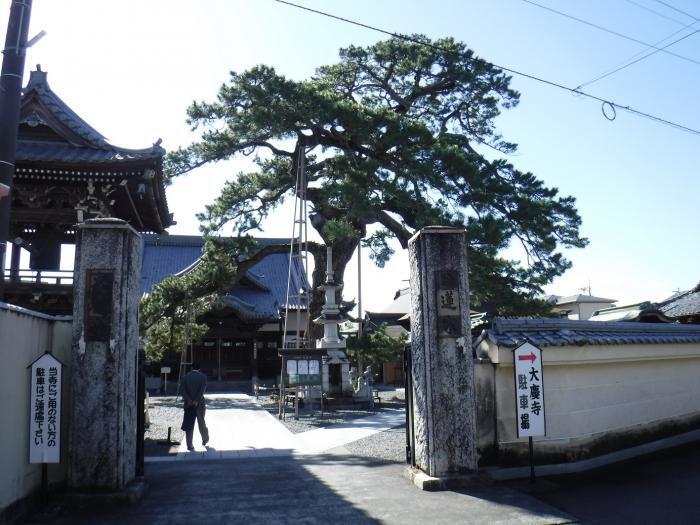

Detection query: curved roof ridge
(243, 270), (272, 292)
(22, 67), (164, 157)
(25, 68), (107, 147)
(224, 294), (256, 311)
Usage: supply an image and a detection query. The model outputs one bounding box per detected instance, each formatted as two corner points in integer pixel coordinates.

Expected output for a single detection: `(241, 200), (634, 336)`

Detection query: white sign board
(29, 353), (63, 464)
(160, 366), (171, 374)
(308, 360), (320, 375)
(513, 341), (545, 438)
(298, 360), (309, 374)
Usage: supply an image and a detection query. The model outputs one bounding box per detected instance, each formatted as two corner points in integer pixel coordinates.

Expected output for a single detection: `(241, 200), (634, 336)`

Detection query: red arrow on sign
(518, 352), (536, 363)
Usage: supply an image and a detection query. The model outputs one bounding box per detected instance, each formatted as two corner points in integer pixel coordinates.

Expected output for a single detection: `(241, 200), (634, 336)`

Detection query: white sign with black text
(29, 353), (63, 464)
(513, 341), (545, 438)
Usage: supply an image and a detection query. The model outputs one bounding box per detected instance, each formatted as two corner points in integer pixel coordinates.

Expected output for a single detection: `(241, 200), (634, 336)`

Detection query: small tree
(346, 324), (408, 374)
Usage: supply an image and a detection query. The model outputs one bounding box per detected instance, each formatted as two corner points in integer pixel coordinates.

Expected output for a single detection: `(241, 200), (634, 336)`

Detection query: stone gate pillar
(68, 219), (141, 491)
(408, 226), (477, 481)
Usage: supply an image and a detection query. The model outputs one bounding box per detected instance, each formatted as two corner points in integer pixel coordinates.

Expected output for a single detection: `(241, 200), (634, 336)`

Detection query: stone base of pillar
(403, 466), (490, 492)
(62, 478), (148, 507)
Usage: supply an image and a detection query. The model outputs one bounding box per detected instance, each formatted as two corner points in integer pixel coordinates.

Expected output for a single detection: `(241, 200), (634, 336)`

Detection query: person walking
(181, 362), (209, 451)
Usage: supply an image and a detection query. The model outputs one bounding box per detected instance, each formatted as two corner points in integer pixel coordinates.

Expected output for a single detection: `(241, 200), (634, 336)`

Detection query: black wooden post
(529, 436), (536, 483)
(0, 0), (33, 299)
(404, 344), (415, 466)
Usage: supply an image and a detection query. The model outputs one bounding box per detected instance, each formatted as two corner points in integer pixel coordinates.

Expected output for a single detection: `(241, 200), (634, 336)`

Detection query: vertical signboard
(84, 269), (114, 341)
(513, 341), (545, 438)
(29, 353), (63, 464)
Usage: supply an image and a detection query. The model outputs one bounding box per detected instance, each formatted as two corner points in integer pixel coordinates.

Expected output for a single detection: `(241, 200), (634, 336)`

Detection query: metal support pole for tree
(357, 242), (362, 337)
(0, 0), (33, 299)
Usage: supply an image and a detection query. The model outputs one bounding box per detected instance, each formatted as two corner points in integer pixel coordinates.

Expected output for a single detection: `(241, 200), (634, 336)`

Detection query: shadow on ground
(33, 453), (572, 525)
(512, 442), (700, 524)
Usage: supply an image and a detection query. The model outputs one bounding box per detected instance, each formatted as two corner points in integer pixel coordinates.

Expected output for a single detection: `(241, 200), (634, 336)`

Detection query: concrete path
(51, 456), (573, 525)
(44, 392), (573, 524)
(146, 393), (406, 462)
(175, 393), (296, 459)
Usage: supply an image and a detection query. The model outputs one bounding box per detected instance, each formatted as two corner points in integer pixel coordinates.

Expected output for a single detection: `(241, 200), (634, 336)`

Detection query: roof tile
(482, 318), (700, 348)
(141, 235), (309, 322)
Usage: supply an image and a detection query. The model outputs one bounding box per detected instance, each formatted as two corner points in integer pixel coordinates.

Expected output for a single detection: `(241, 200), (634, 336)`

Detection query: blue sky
(5, 0), (699, 312)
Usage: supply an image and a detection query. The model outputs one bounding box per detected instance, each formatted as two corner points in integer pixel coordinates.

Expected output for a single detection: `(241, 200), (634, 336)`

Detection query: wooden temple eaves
(11, 67), (173, 263)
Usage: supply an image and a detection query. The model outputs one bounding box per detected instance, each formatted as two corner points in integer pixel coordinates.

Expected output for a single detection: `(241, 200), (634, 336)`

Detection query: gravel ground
(144, 395), (185, 457)
(144, 388), (407, 460)
(343, 424), (407, 463)
(257, 397), (377, 434)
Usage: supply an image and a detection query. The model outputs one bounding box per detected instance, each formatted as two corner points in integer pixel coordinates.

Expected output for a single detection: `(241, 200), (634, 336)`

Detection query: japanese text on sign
(29, 353), (62, 464)
(285, 358), (322, 386)
(513, 341), (545, 438)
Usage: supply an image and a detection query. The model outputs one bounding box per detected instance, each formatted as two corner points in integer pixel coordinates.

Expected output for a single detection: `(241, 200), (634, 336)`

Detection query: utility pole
(0, 0), (34, 299)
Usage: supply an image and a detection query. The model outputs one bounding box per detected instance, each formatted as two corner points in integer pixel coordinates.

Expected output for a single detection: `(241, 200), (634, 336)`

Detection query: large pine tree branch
(377, 210), (412, 248)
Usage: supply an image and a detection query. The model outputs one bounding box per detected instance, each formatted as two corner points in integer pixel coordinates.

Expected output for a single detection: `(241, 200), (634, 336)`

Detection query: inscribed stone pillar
(408, 226), (477, 477)
(68, 219), (141, 490)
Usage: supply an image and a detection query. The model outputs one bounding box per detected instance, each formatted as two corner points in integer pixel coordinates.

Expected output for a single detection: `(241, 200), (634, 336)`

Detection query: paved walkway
(41, 392), (573, 524)
(55, 457), (572, 525)
(146, 393), (406, 462)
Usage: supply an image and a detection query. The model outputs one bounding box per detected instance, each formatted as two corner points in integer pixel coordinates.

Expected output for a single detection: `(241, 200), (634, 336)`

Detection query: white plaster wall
(0, 307), (71, 513)
(259, 311), (309, 334)
(488, 343), (700, 448)
(554, 302), (613, 320)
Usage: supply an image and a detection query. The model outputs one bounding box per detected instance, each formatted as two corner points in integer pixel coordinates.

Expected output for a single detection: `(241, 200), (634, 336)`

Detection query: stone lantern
(314, 247), (351, 395)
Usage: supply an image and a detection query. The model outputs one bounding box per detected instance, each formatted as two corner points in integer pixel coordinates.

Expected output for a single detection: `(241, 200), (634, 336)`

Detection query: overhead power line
(273, 0), (700, 137)
(520, 0), (700, 67)
(576, 25), (700, 89)
(624, 0), (688, 25)
(653, 0), (700, 22)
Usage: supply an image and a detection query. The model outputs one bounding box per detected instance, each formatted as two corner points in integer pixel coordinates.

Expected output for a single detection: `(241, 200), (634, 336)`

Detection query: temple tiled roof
(18, 69), (164, 164)
(476, 318), (700, 348)
(140, 235), (205, 294)
(15, 141), (163, 164)
(222, 291), (278, 321)
(141, 235), (308, 322)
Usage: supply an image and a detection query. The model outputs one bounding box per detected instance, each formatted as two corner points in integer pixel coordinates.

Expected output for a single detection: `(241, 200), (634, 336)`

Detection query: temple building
(141, 235), (309, 383)
(4, 67), (172, 314)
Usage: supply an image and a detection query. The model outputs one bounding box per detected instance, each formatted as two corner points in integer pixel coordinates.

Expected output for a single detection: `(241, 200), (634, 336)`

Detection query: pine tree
(164, 35), (587, 339)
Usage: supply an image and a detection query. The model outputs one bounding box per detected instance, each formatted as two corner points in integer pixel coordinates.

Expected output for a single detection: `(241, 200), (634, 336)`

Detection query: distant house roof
(378, 288), (410, 315)
(141, 235), (308, 322)
(475, 318), (700, 348)
(364, 288), (410, 333)
(552, 294), (617, 306)
(658, 282), (700, 321)
(589, 302), (673, 323)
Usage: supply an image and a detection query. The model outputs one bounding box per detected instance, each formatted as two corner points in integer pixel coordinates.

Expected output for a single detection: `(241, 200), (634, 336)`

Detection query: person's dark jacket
(181, 369), (207, 407)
